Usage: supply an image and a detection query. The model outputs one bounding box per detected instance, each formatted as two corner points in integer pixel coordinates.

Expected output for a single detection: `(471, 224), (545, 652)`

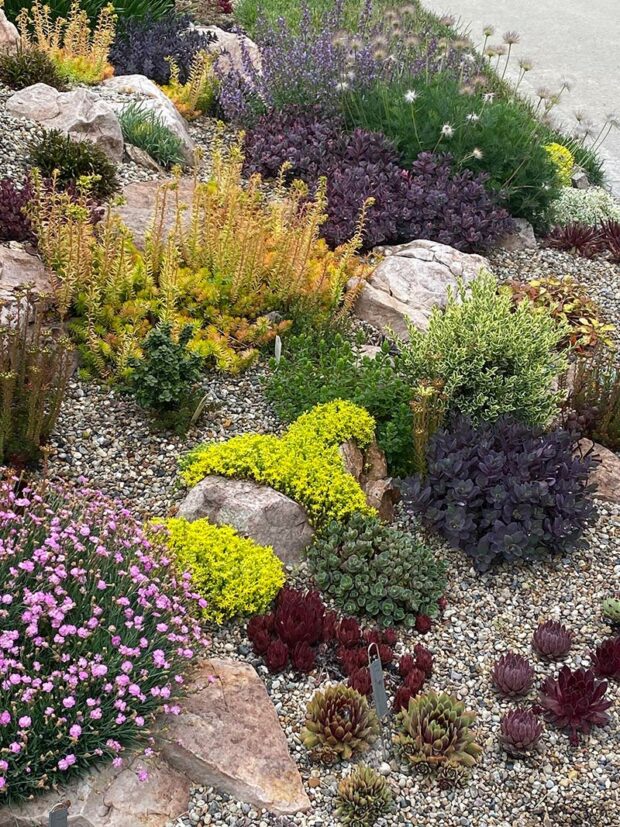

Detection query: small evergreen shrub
(128, 323), (205, 430)
(549, 187), (620, 228)
(164, 517), (285, 622)
(29, 130), (120, 200)
(0, 476), (206, 802)
(405, 418), (595, 572)
(110, 13), (215, 85)
(181, 400), (376, 528)
(0, 178), (34, 243)
(308, 513), (446, 628)
(398, 271), (569, 427)
(119, 103), (184, 168)
(264, 330), (414, 476)
(0, 46), (66, 90)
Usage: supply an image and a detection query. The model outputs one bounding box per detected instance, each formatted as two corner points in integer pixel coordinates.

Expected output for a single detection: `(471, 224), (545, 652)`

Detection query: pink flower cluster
(0, 477), (208, 801)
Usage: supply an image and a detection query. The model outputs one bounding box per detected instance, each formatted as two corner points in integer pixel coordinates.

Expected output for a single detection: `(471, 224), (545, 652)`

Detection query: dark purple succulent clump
(404, 418), (594, 572)
(492, 653), (535, 697)
(0, 178), (34, 243)
(546, 223), (606, 258)
(532, 621), (573, 661)
(590, 636), (620, 680)
(499, 708), (543, 756)
(539, 666), (612, 745)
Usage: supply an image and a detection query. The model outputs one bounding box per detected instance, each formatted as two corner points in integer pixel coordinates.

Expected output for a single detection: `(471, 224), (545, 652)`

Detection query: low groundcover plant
(0, 475), (207, 802)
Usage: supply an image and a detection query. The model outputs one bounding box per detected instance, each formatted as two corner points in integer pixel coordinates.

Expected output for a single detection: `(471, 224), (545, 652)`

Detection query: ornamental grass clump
(301, 684), (380, 763)
(0, 476), (207, 802)
(181, 400), (376, 528)
(0, 292), (73, 468)
(405, 418), (594, 572)
(395, 691), (482, 782)
(16, 0), (116, 85)
(308, 513), (446, 628)
(398, 270), (569, 427)
(119, 103), (185, 169)
(164, 517), (285, 623)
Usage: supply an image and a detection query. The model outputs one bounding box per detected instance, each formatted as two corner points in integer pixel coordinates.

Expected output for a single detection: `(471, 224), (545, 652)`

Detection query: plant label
(49, 805), (69, 827)
(368, 644), (389, 720)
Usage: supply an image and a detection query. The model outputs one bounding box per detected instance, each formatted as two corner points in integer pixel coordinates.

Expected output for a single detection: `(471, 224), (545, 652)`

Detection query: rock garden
(1, 1), (620, 826)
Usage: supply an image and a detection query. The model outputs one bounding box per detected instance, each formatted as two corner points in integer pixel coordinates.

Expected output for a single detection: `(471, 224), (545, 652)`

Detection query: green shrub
(0, 47), (66, 90)
(0, 292), (72, 467)
(181, 400), (376, 527)
(264, 330), (414, 476)
(2, 0), (173, 23)
(398, 271), (569, 427)
(163, 517), (285, 622)
(548, 187), (620, 228)
(343, 74), (561, 226)
(119, 102), (184, 168)
(308, 513), (446, 628)
(29, 129), (120, 200)
(128, 323), (205, 431)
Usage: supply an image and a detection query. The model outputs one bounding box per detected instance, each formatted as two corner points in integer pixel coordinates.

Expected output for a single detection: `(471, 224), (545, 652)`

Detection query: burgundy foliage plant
(539, 666), (612, 745)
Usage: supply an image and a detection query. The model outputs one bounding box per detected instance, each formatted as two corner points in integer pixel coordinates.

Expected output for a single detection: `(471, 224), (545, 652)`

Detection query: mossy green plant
(181, 400), (376, 527)
(164, 517), (285, 622)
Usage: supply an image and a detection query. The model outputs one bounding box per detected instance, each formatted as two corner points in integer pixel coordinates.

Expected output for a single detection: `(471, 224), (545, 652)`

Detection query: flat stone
(0, 754), (190, 827)
(177, 476), (314, 566)
(156, 658), (311, 816)
(0, 9), (19, 53)
(103, 75), (196, 164)
(496, 217), (537, 251)
(5, 84), (123, 162)
(339, 439), (398, 521)
(353, 239), (489, 339)
(114, 178), (195, 249)
(580, 439), (620, 504)
(0, 246), (52, 300)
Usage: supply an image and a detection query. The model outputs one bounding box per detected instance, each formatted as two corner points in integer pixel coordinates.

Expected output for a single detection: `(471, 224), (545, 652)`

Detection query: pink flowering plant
(0, 476), (208, 801)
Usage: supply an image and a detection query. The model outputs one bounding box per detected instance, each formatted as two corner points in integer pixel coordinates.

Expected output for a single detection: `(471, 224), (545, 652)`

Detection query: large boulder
(177, 476), (314, 566)
(156, 658), (310, 816)
(114, 178), (195, 249)
(0, 753), (191, 827)
(352, 239), (489, 339)
(199, 25), (261, 79)
(0, 246), (52, 302)
(580, 438), (620, 505)
(5, 84), (124, 162)
(103, 75), (196, 164)
(0, 8), (19, 53)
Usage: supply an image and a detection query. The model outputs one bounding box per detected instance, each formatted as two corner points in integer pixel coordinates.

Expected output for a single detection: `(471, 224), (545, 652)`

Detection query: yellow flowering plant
(544, 142), (574, 187)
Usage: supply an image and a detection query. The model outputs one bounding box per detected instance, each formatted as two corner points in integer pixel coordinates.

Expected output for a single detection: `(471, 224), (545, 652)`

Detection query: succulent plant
(492, 653), (535, 697)
(348, 667), (372, 697)
(532, 621), (573, 661)
(394, 685), (414, 713)
(415, 615), (433, 634)
(602, 597), (620, 626)
(498, 709), (543, 756)
(265, 639), (288, 673)
(414, 644), (433, 677)
(301, 685), (380, 763)
(539, 666), (612, 745)
(590, 637), (620, 681)
(404, 667), (426, 694)
(395, 691), (483, 772)
(336, 765), (393, 827)
(337, 617), (363, 649)
(291, 641), (317, 673)
(274, 587), (325, 649)
(546, 223), (605, 258)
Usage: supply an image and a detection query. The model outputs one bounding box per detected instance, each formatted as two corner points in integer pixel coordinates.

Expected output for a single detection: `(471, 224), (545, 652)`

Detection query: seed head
(503, 30), (520, 45)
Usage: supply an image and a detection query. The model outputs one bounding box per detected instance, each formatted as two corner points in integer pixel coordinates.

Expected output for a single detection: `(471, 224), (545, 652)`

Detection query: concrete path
(424, 0), (620, 193)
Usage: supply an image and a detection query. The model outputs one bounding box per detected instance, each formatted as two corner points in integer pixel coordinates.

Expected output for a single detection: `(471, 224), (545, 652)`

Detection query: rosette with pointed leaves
(532, 621), (573, 661)
(395, 692), (482, 772)
(492, 653), (535, 697)
(590, 637), (620, 681)
(301, 685), (380, 763)
(546, 223), (605, 258)
(405, 418), (594, 573)
(539, 667), (612, 745)
(602, 598), (620, 626)
(499, 709), (543, 756)
(336, 765), (393, 827)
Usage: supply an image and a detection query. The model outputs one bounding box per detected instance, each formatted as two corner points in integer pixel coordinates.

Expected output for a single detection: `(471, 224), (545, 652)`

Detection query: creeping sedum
(544, 143), (574, 186)
(308, 513), (446, 628)
(181, 400), (376, 527)
(0, 477), (207, 802)
(549, 186), (620, 229)
(398, 270), (569, 427)
(163, 517), (285, 622)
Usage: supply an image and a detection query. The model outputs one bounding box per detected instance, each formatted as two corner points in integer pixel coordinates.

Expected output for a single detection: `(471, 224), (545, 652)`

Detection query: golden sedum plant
(161, 51), (217, 121)
(17, 0), (116, 85)
(163, 517), (285, 623)
(26, 136), (370, 379)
